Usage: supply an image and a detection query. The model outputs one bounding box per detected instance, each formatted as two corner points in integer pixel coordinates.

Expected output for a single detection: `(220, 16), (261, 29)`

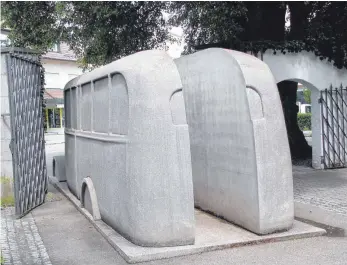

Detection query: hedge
(298, 113), (311, 131)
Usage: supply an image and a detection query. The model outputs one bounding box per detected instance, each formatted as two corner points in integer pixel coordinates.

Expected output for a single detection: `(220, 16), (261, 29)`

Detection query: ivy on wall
(38, 54), (47, 132)
(227, 40), (347, 70)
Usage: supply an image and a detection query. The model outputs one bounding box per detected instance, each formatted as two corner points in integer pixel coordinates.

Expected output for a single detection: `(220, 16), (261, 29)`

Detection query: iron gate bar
(335, 89), (340, 163)
(341, 86), (346, 165)
(321, 100), (347, 138)
(320, 86), (347, 169)
(6, 51), (48, 217)
(328, 90), (347, 127)
(331, 88), (335, 164)
(322, 111), (347, 167)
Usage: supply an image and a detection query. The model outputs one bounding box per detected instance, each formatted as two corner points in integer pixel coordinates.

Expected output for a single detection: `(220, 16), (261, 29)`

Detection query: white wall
(1, 53), (13, 177)
(260, 50), (347, 169)
(261, 50), (347, 90)
(42, 59), (83, 89)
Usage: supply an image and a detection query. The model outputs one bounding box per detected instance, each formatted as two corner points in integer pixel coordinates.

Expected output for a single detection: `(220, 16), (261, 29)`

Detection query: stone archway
(277, 79), (320, 167)
(259, 50), (347, 169)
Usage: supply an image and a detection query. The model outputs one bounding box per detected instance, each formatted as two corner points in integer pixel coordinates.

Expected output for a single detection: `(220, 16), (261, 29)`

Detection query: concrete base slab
(50, 177), (326, 264)
(295, 201), (347, 236)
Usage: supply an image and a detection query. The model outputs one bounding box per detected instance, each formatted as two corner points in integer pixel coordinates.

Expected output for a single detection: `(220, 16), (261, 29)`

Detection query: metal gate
(320, 85), (347, 169)
(6, 51), (48, 217)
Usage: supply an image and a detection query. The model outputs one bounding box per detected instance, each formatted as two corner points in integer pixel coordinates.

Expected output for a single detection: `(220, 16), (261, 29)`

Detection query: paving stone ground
(1, 207), (52, 265)
(293, 166), (347, 216)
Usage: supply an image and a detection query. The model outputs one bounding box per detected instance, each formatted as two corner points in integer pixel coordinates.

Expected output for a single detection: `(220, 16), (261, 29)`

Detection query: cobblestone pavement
(1, 207), (52, 265)
(293, 166), (347, 216)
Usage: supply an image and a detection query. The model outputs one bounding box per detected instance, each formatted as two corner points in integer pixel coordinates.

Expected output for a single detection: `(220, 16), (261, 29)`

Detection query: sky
(166, 26), (184, 58)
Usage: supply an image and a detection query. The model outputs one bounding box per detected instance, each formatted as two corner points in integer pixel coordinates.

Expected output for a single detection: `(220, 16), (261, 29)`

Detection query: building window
(46, 108), (63, 129)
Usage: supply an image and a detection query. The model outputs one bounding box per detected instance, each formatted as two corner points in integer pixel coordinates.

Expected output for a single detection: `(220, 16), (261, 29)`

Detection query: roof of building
(44, 88), (63, 100)
(44, 88), (64, 107)
(42, 42), (77, 62)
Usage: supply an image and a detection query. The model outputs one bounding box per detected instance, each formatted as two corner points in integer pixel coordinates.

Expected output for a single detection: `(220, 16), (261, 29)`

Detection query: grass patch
(46, 192), (55, 200)
(1, 176), (14, 208)
(0, 176), (12, 184)
(1, 253), (4, 265)
(0, 195), (15, 207)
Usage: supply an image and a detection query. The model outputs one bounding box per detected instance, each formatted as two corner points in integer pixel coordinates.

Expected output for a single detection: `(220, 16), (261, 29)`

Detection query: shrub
(298, 113), (311, 131)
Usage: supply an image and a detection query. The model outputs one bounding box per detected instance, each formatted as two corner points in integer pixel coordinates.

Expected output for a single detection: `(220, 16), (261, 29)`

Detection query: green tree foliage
(1, 1), (169, 69)
(169, 1), (347, 69)
(306, 2), (347, 69)
(2, 2), (346, 69)
(167, 2), (248, 54)
(303, 88), (311, 104)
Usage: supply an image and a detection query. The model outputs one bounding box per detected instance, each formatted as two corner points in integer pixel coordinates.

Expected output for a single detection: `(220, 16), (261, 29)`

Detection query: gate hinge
(318, 98), (323, 104)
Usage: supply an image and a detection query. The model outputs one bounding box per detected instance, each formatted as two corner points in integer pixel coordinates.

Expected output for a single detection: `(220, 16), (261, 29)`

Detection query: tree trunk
(259, 2), (287, 41)
(278, 80), (312, 159)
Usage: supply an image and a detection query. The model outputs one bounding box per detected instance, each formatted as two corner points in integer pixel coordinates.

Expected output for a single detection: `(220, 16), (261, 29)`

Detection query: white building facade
(42, 43), (83, 133)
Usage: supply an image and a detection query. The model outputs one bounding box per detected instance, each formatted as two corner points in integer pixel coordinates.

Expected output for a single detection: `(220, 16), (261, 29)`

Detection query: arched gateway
(259, 50), (347, 169)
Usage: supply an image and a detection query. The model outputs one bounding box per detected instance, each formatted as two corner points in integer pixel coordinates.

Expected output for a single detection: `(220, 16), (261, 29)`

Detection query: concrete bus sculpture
(227, 50), (294, 233)
(175, 48), (293, 234)
(64, 50), (195, 247)
(64, 48), (294, 248)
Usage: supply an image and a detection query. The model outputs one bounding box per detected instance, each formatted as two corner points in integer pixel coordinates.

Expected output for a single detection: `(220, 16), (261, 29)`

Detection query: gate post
(1, 49), (13, 177)
(311, 88), (324, 169)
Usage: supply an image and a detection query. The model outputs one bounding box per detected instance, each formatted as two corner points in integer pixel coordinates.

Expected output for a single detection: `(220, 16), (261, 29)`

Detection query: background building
(296, 84), (312, 114)
(1, 28), (83, 133)
(42, 43), (83, 133)
(2, 27), (184, 134)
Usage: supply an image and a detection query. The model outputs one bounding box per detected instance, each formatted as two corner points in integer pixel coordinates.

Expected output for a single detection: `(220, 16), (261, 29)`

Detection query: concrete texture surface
(295, 202), (347, 237)
(175, 48), (293, 235)
(31, 198), (121, 265)
(45, 140), (64, 177)
(175, 49), (258, 234)
(63, 50), (195, 247)
(52, 155), (65, 181)
(51, 177), (325, 263)
(228, 50), (294, 233)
